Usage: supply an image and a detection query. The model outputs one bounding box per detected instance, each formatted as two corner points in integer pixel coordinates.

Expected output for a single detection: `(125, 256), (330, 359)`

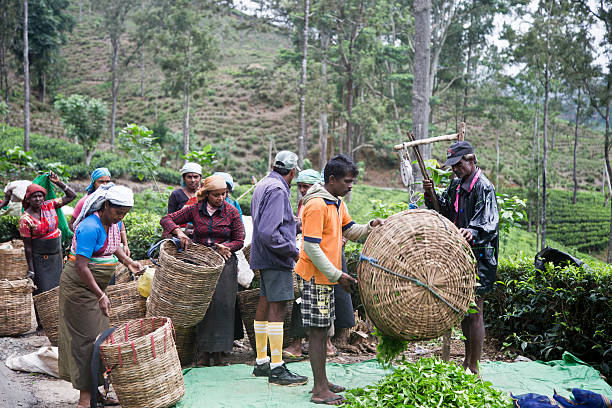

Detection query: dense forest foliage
(0, 0), (610, 257)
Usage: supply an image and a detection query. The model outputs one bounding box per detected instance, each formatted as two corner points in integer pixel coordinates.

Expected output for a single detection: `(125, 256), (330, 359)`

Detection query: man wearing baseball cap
(249, 150), (308, 386)
(423, 140), (499, 376)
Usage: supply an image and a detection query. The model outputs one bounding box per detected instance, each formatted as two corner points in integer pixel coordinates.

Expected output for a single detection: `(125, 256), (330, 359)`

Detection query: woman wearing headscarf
(68, 168), (130, 257)
(58, 184), (141, 408)
(161, 175), (245, 366)
(168, 162), (203, 214)
(19, 172), (76, 304)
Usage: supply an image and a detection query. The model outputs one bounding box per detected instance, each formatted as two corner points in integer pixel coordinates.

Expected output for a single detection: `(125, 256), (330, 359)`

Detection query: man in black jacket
(423, 141), (499, 375)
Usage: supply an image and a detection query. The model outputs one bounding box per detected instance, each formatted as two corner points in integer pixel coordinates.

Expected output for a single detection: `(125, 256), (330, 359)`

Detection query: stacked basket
(0, 240), (34, 336)
(146, 241), (225, 366)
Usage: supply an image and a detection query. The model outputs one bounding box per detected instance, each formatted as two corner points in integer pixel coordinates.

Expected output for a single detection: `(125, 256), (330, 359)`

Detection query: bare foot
(310, 389), (344, 405)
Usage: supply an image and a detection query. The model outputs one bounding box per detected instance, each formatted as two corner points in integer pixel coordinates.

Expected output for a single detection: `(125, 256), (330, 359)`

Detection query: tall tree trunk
(495, 126), (500, 189)
(318, 34), (329, 169)
(297, 0), (309, 169)
(23, 0), (30, 152)
(345, 77), (353, 156)
(183, 81), (190, 156)
(462, 1), (474, 123)
(573, 89), (581, 204)
(110, 36), (120, 147)
(140, 0), (145, 98)
(541, 65), (549, 250)
(79, 0), (83, 22)
(412, 0), (431, 169)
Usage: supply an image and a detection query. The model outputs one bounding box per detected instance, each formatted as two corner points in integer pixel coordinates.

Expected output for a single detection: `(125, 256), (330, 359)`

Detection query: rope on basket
(358, 254), (460, 314)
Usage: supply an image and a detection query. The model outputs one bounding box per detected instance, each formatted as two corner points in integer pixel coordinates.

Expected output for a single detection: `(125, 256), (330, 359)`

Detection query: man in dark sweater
(423, 141), (499, 375)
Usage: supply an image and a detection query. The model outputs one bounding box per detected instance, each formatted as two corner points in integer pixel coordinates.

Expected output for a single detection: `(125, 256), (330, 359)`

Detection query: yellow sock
(254, 320), (268, 362)
(268, 322), (284, 366)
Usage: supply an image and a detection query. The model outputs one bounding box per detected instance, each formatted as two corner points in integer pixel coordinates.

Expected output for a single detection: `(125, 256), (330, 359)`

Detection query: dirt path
(0, 328), (508, 408)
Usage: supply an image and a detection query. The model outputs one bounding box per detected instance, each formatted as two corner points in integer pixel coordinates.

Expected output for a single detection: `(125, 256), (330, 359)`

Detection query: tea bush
(485, 257), (611, 376)
(123, 211), (163, 260)
(0, 215), (19, 242)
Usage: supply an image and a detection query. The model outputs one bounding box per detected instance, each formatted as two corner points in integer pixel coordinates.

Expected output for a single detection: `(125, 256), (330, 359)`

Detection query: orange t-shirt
(295, 197), (353, 285)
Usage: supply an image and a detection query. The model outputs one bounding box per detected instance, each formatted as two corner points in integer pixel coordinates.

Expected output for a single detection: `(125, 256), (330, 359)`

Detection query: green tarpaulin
(32, 174), (73, 240)
(175, 354), (611, 407)
(177, 360), (392, 408)
(480, 352), (612, 399)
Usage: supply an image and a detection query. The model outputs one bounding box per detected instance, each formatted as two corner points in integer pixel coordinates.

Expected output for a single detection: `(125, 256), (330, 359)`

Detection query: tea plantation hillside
(508, 188), (610, 257)
(0, 2), (607, 191)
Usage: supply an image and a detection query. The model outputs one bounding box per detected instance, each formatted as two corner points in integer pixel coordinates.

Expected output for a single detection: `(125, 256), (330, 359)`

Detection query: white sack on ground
(5, 346), (60, 378)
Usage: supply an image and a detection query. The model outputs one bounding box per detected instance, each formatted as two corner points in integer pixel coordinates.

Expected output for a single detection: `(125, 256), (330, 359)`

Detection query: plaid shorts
(299, 277), (336, 328)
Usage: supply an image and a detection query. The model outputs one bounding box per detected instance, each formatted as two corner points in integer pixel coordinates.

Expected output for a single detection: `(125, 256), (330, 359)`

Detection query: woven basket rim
(160, 241), (225, 271)
(101, 316), (173, 348)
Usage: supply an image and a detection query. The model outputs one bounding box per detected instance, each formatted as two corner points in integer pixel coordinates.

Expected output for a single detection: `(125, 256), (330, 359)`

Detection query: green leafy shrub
(0, 215), (19, 242)
(485, 258), (611, 376)
(343, 357), (512, 407)
(123, 211), (162, 260)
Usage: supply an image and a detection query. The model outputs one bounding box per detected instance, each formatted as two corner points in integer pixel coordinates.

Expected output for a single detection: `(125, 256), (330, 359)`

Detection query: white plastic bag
(236, 249), (254, 288)
(5, 346), (60, 378)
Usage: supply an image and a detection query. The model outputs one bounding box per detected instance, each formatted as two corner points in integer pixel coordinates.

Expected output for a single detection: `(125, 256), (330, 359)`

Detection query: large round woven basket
(100, 317), (184, 408)
(33, 286), (60, 346)
(357, 209), (476, 341)
(106, 281), (146, 328)
(115, 259), (155, 284)
(173, 325), (197, 366)
(237, 288), (293, 352)
(0, 278), (34, 336)
(0, 241), (28, 280)
(147, 241), (225, 327)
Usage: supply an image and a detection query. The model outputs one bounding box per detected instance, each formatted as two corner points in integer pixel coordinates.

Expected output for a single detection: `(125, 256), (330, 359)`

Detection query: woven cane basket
(237, 288), (293, 352)
(33, 286), (60, 346)
(147, 241), (225, 327)
(0, 241), (28, 280)
(100, 317), (184, 408)
(0, 278), (34, 336)
(173, 325), (197, 366)
(106, 281), (146, 328)
(357, 209), (476, 341)
(242, 243), (251, 263)
(115, 259), (155, 284)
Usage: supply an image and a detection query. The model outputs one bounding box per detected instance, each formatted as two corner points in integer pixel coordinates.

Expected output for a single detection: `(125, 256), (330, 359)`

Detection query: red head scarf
(22, 184), (47, 210)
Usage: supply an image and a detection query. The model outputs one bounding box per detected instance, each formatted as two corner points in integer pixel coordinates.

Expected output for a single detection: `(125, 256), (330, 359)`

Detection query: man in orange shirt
(295, 154), (383, 405)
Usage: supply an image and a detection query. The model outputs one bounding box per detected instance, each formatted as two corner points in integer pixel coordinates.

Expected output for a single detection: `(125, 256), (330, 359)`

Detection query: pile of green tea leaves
(342, 358), (513, 408)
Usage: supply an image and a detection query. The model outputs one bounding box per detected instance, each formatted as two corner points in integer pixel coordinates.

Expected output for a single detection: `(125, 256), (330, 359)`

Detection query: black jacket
(425, 168), (499, 264)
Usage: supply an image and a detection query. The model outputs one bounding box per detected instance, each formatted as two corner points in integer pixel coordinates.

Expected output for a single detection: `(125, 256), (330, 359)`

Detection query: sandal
(98, 394), (120, 406)
(283, 350), (305, 361)
(309, 383), (346, 394)
(310, 396), (345, 405)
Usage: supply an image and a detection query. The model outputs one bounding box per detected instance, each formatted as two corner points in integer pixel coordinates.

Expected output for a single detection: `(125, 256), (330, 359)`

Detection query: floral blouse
(18, 198), (62, 240)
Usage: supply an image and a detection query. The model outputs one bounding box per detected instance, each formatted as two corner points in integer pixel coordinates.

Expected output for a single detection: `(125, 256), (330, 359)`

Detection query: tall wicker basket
(357, 209), (476, 341)
(173, 325), (197, 366)
(0, 278), (34, 336)
(0, 241), (28, 280)
(33, 286), (60, 346)
(100, 317), (184, 408)
(237, 288), (293, 351)
(147, 242), (225, 327)
(106, 281), (146, 328)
